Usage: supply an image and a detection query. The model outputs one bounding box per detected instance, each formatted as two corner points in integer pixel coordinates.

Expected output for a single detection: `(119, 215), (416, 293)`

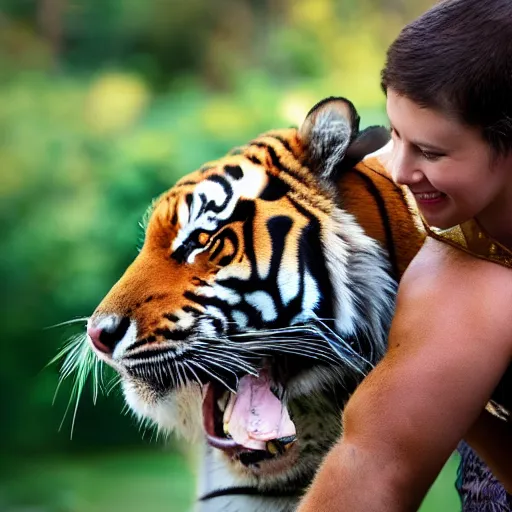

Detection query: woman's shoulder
(406, 235), (512, 282)
(400, 236), (512, 298)
(396, 237), (512, 352)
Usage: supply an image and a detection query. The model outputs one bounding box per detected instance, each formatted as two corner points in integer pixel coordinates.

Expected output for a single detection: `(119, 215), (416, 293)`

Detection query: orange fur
(85, 107), (427, 507)
(94, 136), (424, 333)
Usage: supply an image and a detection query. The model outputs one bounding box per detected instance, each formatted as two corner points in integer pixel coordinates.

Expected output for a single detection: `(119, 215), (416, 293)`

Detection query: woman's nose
(390, 147), (423, 186)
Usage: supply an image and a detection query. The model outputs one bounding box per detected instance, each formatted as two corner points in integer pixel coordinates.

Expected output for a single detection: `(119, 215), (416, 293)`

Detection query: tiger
(74, 97), (425, 512)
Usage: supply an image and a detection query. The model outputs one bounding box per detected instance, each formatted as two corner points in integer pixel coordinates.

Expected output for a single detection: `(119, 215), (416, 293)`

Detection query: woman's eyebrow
(410, 140), (449, 152)
(389, 121), (449, 152)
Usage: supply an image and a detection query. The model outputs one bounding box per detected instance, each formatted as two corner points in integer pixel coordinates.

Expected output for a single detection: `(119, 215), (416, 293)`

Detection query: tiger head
(83, 98), (398, 491)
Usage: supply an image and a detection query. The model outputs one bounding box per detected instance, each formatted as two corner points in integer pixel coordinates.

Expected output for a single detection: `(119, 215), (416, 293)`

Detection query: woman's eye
(421, 150), (443, 161)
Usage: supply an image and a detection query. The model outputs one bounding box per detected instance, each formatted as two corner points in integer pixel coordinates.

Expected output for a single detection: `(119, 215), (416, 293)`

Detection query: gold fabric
(425, 219), (512, 269)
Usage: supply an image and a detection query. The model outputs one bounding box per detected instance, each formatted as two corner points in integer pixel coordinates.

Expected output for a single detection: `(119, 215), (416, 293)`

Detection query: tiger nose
(87, 315), (130, 354)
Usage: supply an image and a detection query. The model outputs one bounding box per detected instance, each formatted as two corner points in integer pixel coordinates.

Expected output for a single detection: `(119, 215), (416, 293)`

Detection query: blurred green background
(0, 0), (461, 510)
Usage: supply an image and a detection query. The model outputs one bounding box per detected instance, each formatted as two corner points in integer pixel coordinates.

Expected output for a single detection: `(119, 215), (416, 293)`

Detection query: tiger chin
(77, 97), (425, 512)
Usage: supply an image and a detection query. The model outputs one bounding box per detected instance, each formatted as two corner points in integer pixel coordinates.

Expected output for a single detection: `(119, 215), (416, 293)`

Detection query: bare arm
(298, 241), (512, 512)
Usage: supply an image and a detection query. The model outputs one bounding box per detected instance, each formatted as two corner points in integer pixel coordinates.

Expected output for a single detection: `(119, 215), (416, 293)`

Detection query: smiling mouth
(202, 370), (297, 466)
(413, 191), (446, 203)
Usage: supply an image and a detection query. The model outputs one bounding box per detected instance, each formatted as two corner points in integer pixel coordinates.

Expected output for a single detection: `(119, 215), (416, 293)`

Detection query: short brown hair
(381, 0), (512, 154)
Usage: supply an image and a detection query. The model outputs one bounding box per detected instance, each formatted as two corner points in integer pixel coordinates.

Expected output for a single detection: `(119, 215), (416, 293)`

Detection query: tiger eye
(198, 232), (210, 246)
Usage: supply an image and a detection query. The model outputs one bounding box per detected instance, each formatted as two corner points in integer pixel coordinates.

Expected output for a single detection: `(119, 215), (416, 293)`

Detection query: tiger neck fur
(195, 156), (425, 512)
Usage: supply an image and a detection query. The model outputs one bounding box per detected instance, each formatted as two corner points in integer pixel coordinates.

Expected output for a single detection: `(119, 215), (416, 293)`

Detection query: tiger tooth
(223, 422), (230, 435)
(266, 441), (280, 456)
(217, 390), (230, 412)
(284, 440), (296, 452)
(223, 392), (236, 424)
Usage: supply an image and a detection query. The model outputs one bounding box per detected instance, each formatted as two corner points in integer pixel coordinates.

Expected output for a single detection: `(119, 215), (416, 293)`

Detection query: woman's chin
(418, 200), (469, 230)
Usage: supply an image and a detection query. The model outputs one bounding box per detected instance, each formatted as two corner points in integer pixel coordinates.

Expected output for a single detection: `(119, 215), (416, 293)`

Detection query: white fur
(324, 208), (396, 349)
(244, 291), (278, 322)
(278, 267), (300, 306)
(112, 320), (138, 360)
(123, 380), (203, 441)
(301, 270), (320, 316)
(212, 284), (241, 306)
(172, 164), (267, 261)
(231, 310), (249, 330)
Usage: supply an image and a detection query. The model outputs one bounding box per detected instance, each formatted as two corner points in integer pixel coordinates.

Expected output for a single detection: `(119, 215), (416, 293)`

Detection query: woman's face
(386, 88), (512, 229)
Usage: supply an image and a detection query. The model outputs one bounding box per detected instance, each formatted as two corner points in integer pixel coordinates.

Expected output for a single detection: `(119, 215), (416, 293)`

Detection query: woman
(298, 0), (512, 510)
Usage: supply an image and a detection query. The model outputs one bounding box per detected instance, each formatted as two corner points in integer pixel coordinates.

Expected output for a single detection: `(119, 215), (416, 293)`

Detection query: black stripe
(260, 173), (290, 201)
(154, 328), (192, 341)
(185, 193), (193, 212)
(204, 174), (232, 213)
(176, 180), (197, 187)
(251, 141), (330, 214)
(199, 486), (300, 501)
(182, 305), (202, 316)
(251, 141), (306, 184)
(252, 142), (287, 172)
(126, 338), (152, 352)
(349, 172), (398, 279)
(268, 134), (293, 153)
(266, 216), (293, 310)
(224, 164), (243, 180)
(287, 196), (334, 321)
(247, 155), (262, 165)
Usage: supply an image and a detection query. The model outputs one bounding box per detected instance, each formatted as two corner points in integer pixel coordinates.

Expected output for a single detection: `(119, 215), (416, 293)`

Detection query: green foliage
(1, 450), (196, 512)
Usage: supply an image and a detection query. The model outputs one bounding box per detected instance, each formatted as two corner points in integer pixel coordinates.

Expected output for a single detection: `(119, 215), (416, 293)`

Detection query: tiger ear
(340, 125), (391, 173)
(299, 97), (390, 180)
(299, 97), (360, 180)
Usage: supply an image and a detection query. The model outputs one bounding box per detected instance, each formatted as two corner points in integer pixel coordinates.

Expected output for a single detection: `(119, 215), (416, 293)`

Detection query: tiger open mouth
(202, 370), (297, 466)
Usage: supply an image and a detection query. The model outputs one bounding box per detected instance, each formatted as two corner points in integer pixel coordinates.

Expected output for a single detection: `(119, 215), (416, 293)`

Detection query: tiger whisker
(225, 336), (339, 359)
(182, 360), (203, 387)
(236, 322), (371, 362)
(315, 320), (374, 368)
(187, 360), (238, 394)
(244, 346), (340, 365)
(223, 324), (372, 377)
(49, 331), (101, 438)
(106, 374), (121, 396)
(157, 361), (166, 389)
(190, 343), (255, 362)
(258, 346), (338, 361)
(165, 360), (179, 389)
(179, 361), (193, 388)
(175, 360), (186, 389)
(191, 354), (242, 382)
(44, 317), (90, 330)
(195, 338), (340, 368)
(190, 347), (259, 375)
(237, 337), (336, 352)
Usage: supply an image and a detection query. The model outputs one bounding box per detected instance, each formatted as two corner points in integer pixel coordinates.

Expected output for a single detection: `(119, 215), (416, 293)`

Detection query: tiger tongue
(223, 370), (296, 451)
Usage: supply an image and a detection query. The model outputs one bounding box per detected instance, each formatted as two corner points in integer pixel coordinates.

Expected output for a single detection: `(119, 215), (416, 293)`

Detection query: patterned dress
(457, 441), (512, 511)
(425, 219), (512, 511)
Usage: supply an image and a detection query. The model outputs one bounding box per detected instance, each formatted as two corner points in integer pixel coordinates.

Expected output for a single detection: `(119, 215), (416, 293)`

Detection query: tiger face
(83, 98), (399, 495)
